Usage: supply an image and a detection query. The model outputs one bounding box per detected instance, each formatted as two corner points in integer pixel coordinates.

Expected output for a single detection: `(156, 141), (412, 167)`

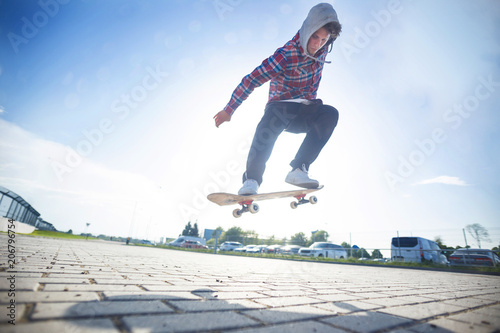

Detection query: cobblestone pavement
(0, 234), (499, 333)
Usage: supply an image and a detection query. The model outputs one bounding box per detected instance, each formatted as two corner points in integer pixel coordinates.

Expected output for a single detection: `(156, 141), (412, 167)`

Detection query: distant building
(0, 185), (40, 226)
(204, 228), (222, 241)
(36, 218), (57, 231)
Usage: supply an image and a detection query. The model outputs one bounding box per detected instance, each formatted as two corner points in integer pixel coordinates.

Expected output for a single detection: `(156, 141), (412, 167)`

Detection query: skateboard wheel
(232, 209), (242, 218)
(249, 203), (259, 214)
(290, 201), (298, 209)
(309, 196), (318, 204)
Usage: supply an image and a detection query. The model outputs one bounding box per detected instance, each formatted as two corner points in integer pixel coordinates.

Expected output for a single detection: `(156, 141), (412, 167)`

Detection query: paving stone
(169, 298), (265, 312)
(0, 291), (99, 303)
(0, 278), (39, 291)
(361, 296), (433, 307)
(258, 289), (316, 297)
(408, 317), (493, 333)
(377, 301), (466, 320)
(313, 301), (366, 314)
(0, 318), (118, 333)
(254, 296), (324, 307)
(320, 311), (414, 333)
(193, 290), (269, 300)
(243, 304), (335, 324)
(102, 291), (203, 301)
(331, 300), (384, 311)
(32, 300), (173, 319)
(0, 273), (43, 278)
(2, 303), (26, 324)
(349, 292), (394, 299)
(446, 307), (500, 328)
(474, 293), (500, 302)
(42, 283), (143, 292)
(312, 293), (362, 302)
(210, 285), (275, 292)
(231, 320), (349, 333)
(472, 303), (500, 318)
(142, 284), (215, 292)
(442, 296), (498, 308)
(123, 311), (260, 332)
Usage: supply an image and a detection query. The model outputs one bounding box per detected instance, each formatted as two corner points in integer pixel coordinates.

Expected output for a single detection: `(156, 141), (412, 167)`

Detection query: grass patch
(20, 230), (95, 240)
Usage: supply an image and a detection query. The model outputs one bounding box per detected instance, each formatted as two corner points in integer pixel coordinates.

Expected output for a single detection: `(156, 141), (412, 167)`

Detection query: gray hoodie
(298, 3), (339, 61)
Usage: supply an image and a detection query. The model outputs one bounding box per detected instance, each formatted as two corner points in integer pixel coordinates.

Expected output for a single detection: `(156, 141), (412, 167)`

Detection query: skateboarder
(214, 3), (341, 195)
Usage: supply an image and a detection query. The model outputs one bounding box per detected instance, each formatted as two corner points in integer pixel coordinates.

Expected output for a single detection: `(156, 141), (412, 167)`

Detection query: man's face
(307, 27), (330, 55)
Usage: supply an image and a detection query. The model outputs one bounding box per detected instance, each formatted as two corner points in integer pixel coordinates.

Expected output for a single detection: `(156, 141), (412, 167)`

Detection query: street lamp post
(312, 230), (318, 243)
(85, 223), (91, 240)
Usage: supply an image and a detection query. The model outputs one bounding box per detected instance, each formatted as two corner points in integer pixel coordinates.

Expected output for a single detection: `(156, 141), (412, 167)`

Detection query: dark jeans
(243, 100), (339, 185)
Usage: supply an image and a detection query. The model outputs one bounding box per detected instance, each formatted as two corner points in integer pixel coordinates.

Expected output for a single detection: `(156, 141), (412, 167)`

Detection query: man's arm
(214, 49), (287, 127)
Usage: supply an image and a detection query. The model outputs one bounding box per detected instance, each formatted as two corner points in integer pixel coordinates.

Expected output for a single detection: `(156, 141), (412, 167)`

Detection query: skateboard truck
(290, 194), (318, 209)
(232, 195), (318, 218)
(233, 200), (260, 218)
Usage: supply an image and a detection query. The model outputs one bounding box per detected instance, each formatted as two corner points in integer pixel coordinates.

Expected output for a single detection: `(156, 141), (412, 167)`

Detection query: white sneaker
(238, 179), (259, 196)
(285, 164), (319, 189)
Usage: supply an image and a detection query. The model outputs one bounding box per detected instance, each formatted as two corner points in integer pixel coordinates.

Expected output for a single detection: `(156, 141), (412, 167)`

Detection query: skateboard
(207, 186), (324, 218)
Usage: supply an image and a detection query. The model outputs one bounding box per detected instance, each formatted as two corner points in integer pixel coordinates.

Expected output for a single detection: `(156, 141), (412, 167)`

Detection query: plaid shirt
(223, 32), (328, 116)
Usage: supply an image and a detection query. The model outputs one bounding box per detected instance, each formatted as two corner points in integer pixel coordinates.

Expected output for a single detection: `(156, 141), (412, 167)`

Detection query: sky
(1, 0), (499, 253)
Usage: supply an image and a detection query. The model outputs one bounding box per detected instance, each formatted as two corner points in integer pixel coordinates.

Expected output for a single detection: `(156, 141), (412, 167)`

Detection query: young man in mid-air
(214, 3), (342, 196)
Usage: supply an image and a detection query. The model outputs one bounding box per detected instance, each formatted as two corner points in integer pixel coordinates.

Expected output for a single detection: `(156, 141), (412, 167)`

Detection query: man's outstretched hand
(214, 110), (231, 128)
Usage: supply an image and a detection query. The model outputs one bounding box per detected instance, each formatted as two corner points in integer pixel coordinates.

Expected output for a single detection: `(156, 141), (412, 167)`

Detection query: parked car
(391, 237), (447, 264)
(440, 253), (450, 266)
(169, 236), (206, 247)
(234, 245), (257, 253)
(281, 245), (301, 255)
(298, 242), (347, 259)
(246, 245), (267, 253)
(219, 241), (243, 251)
(265, 245), (282, 254)
(449, 249), (500, 267)
(138, 240), (154, 245)
(180, 240), (208, 249)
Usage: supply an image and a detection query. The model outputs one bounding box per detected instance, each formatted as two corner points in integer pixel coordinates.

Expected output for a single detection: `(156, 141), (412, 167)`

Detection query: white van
(168, 236), (206, 247)
(298, 242), (347, 259)
(391, 237), (446, 264)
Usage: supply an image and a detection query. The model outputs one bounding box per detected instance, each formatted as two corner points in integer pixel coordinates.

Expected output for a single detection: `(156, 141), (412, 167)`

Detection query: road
(0, 234), (499, 332)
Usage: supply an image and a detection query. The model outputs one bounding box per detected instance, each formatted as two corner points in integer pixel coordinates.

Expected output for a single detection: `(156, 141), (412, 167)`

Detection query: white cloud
(0, 119), (175, 239)
(414, 176), (468, 186)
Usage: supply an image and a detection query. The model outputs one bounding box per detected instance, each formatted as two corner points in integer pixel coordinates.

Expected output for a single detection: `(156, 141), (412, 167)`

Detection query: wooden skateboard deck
(207, 186), (323, 218)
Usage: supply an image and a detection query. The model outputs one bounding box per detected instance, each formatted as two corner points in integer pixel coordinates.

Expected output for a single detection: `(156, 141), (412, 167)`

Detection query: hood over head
(299, 3), (339, 60)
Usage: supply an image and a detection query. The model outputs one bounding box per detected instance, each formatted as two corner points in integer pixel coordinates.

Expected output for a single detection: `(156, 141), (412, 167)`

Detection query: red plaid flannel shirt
(223, 32), (328, 116)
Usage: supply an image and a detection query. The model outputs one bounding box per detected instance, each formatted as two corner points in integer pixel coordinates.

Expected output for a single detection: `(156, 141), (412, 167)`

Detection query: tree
(434, 236), (445, 248)
(290, 232), (308, 246)
(191, 222), (199, 237)
(434, 236), (455, 259)
(243, 230), (259, 245)
(265, 235), (277, 245)
(465, 223), (490, 249)
(372, 249), (383, 259)
(313, 230), (329, 242)
(353, 248), (370, 259)
(181, 221), (199, 237)
(341, 242), (351, 257)
(182, 221), (193, 236)
(221, 226), (244, 243)
(211, 227), (224, 240)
